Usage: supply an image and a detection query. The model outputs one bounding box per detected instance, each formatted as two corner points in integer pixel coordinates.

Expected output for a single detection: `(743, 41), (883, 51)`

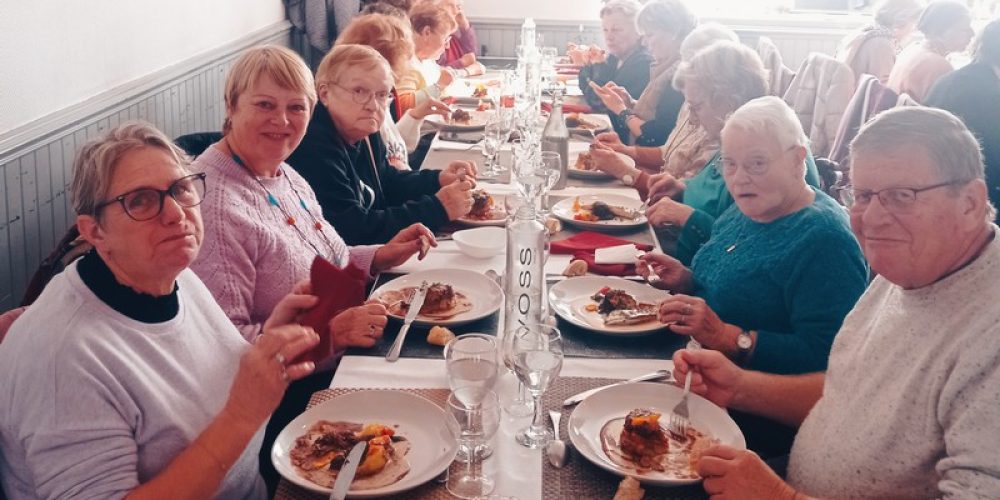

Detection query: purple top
(438, 24), (479, 68)
(190, 147), (378, 348)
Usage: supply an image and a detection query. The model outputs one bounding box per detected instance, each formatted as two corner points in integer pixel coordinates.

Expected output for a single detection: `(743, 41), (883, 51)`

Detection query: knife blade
(330, 441), (367, 500)
(386, 281), (429, 362)
(562, 369), (673, 407)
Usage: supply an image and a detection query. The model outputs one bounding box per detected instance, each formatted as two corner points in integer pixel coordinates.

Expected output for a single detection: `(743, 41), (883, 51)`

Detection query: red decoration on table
(295, 256), (368, 364)
(550, 231), (654, 277)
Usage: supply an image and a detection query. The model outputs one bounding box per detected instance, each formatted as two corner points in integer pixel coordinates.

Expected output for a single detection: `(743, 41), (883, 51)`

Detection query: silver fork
(667, 339), (701, 440)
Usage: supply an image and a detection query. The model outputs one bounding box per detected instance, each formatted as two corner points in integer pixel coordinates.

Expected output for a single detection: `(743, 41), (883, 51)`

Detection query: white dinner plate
(370, 268), (503, 326)
(426, 109), (491, 132)
(568, 382), (746, 486)
(551, 193), (647, 230)
(566, 113), (611, 134)
(567, 150), (634, 180)
(456, 194), (507, 227)
(271, 390), (458, 497)
(548, 276), (669, 336)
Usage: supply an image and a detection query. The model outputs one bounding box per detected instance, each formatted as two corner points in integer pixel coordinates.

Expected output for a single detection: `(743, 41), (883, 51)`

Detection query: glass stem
(530, 393), (544, 435)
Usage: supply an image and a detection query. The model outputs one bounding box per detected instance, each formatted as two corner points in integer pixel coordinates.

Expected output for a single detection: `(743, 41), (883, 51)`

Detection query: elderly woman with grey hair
(672, 106), (1000, 499)
(888, 0), (974, 102)
(837, 0), (925, 82)
(0, 122), (320, 499)
(639, 97), (867, 457)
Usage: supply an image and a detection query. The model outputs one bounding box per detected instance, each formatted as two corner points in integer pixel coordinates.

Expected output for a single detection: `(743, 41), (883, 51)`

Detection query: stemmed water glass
(501, 327), (535, 417)
(481, 118), (507, 180)
(445, 334), (499, 461)
(446, 388), (501, 499)
(537, 151), (561, 215)
(512, 323), (563, 449)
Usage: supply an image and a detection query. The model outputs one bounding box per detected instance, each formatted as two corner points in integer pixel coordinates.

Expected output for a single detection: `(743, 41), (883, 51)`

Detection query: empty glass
(447, 388), (501, 499)
(445, 334), (499, 461)
(501, 327), (535, 417)
(537, 151), (561, 214)
(512, 323), (563, 449)
(482, 118), (507, 180)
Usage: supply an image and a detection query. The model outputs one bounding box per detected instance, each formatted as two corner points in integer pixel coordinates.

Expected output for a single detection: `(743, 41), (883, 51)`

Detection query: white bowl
(452, 226), (505, 259)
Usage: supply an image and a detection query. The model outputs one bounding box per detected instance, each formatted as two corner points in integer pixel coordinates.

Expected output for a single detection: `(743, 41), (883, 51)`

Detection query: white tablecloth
(331, 355), (673, 500)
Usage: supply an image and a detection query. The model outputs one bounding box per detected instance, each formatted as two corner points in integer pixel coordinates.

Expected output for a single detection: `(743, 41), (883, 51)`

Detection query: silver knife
(386, 281), (429, 362)
(330, 441), (367, 500)
(562, 369), (673, 407)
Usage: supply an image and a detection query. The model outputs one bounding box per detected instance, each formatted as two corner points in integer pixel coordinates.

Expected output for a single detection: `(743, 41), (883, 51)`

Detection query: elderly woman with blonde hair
(0, 122), (322, 498)
(288, 44), (475, 245)
(639, 96), (868, 457)
(407, 1), (459, 103)
(837, 0), (925, 82)
(336, 13), (451, 170)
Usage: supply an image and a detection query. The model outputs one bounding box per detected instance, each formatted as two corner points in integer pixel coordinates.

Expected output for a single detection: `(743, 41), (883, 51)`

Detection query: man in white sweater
(671, 106), (1000, 499)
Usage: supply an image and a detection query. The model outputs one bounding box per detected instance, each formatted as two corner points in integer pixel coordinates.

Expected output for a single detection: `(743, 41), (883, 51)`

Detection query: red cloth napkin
(541, 101), (593, 114)
(550, 232), (653, 276)
(296, 256), (368, 364)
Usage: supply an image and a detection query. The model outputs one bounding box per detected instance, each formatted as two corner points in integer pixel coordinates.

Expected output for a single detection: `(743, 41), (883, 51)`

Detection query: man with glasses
(671, 107), (1000, 499)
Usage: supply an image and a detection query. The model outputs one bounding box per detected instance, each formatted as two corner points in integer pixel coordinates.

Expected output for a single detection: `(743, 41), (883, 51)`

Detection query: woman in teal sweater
(642, 41), (821, 265)
(639, 96), (867, 457)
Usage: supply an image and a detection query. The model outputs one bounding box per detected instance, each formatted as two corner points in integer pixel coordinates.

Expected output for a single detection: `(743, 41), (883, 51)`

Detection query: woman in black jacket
(288, 44), (474, 245)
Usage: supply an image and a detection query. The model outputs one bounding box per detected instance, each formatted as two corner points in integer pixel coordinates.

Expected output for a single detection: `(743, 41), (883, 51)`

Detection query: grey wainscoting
(0, 22), (295, 311)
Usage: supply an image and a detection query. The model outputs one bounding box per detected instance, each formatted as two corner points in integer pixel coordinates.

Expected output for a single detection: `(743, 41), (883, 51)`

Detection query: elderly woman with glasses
(0, 122), (320, 499)
(670, 107), (1000, 500)
(638, 96), (868, 457)
(288, 44), (475, 245)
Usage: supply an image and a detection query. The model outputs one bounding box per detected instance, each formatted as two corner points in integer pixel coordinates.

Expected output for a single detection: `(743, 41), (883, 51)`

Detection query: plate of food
(427, 108), (491, 132)
(548, 276), (669, 335)
(370, 268), (503, 326)
(568, 382), (745, 486)
(552, 194), (647, 230)
(457, 190), (506, 226)
(566, 113), (611, 134)
(567, 150), (615, 180)
(442, 79), (499, 105)
(272, 390), (459, 497)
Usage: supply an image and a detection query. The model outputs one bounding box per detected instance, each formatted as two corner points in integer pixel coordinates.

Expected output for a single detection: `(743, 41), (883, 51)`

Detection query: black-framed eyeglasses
(837, 179), (967, 212)
(326, 81), (393, 107)
(94, 172), (207, 221)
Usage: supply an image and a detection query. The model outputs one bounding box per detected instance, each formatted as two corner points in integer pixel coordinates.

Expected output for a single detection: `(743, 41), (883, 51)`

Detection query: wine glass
(482, 118), (506, 180)
(537, 151), (561, 215)
(447, 388), (501, 499)
(445, 334), (499, 461)
(512, 323), (563, 449)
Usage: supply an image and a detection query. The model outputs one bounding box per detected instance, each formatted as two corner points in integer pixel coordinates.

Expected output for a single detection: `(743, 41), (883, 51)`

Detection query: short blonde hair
(316, 44), (393, 89)
(674, 41), (768, 114)
(71, 121), (188, 216)
(336, 14), (415, 79)
(223, 45), (316, 135)
(600, 0), (642, 19)
(409, 1), (457, 36)
(874, 0), (925, 30)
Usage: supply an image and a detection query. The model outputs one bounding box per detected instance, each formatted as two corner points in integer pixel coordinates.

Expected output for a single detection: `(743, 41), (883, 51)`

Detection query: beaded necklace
(226, 145), (344, 265)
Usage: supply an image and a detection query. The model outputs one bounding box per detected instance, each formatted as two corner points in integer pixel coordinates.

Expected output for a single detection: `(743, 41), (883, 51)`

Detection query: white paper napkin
(594, 244), (642, 264)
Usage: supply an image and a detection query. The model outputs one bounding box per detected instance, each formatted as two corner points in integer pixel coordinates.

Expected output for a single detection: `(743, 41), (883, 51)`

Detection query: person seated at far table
(406, 1), (459, 104)
(836, 0), (924, 83)
(588, 0), (696, 148)
(288, 44), (476, 245)
(429, 0), (485, 76)
(578, 0), (654, 136)
(671, 106), (1000, 499)
(336, 13), (452, 170)
(0, 121), (320, 499)
(638, 96), (868, 457)
(887, 0), (974, 102)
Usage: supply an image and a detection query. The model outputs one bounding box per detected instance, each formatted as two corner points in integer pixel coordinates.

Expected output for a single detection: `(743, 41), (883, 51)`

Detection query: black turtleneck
(77, 252), (179, 323)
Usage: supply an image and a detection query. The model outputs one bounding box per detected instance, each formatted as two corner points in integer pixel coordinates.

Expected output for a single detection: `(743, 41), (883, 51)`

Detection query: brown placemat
(273, 388), (463, 500)
(542, 377), (708, 500)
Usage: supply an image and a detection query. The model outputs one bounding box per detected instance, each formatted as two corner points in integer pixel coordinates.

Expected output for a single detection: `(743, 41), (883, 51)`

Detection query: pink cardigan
(190, 146), (378, 345)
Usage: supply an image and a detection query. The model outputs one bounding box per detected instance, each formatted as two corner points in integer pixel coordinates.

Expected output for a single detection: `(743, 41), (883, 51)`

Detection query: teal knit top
(671, 151), (822, 265)
(690, 188), (868, 374)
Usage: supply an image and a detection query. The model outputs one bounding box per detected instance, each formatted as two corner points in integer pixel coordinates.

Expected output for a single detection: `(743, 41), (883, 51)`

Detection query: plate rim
(270, 389), (459, 497)
(567, 382), (746, 486)
(548, 276), (668, 336)
(370, 268), (503, 326)
(551, 194), (648, 229)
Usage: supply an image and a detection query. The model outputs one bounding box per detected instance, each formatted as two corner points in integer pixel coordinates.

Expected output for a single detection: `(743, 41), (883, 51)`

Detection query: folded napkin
(296, 256), (368, 364)
(595, 244), (643, 264)
(551, 232), (653, 276)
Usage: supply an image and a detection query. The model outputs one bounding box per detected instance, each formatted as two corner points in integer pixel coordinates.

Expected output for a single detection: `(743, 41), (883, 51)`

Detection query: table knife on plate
(330, 441), (367, 500)
(562, 369), (673, 407)
(386, 280), (429, 362)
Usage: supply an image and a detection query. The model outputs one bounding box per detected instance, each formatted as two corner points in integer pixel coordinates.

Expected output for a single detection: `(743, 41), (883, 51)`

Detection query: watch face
(737, 332), (753, 350)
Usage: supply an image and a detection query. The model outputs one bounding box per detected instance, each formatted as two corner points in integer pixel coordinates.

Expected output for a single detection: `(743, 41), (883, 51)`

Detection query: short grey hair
(679, 23), (740, 61)
(850, 106), (996, 220)
(600, 0), (641, 19)
(636, 0), (697, 40)
(71, 121), (188, 216)
(874, 0), (925, 30)
(917, 0), (970, 39)
(723, 96), (809, 152)
(673, 41), (769, 113)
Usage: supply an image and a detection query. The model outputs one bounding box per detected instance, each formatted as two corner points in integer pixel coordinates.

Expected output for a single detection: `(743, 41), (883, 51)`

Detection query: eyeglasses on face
(326, 81), (393, 107)
(95, 172), (207, 221)
(720, 146), (799, 177)
(837, 180), (968, 212)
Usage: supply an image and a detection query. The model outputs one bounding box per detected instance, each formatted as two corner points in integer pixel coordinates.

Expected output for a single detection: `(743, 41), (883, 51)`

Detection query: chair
(19, 226), (92, 307)
(757, 36), (796, 97)
(783, 53), (856, 158)
(174, 132), (223, 157)
(814, 157), (843, 199)
(828, 74), (900, 171)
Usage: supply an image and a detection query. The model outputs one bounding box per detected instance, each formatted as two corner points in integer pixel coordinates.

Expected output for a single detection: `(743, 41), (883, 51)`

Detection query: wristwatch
(617, 108), (634, 122)
(735, 328), (754, 365)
